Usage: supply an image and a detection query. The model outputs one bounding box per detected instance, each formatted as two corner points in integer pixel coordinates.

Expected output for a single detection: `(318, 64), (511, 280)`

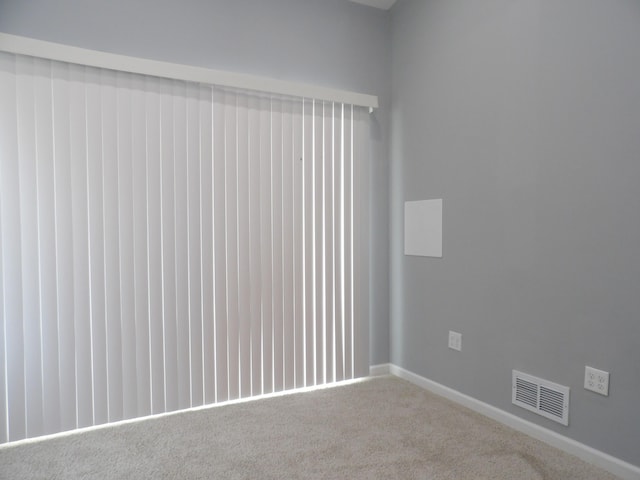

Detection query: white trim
(0, 33), (378, 109)
(369, 363), (391, 376)
(387, 364), (640, 480)
(349, 0), (398, 10)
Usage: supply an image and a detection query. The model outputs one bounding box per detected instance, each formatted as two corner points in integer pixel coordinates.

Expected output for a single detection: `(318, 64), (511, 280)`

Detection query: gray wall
(5, 0), (638, 467)
(390, 0), (640, 466)
(0, 0), (392, 364)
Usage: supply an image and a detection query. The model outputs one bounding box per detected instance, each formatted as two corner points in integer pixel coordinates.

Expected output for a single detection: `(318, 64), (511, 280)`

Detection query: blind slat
(145, 78), (165, 414)
(187, 83), (204, 408)
(323, 102), (335, 384)
(343, 106), (354, 380)
(116, 71), (137, 421)
(224, 91), (240, 401)
(236, 93), (252, 399)
(353, 108), (369, 378)
(34, 57), (61, 435)
(282, 99), (295, 392)
(292, 101), (304, 389)
(69, 64), (93, 428)
(86, 65), (109, 426)
(160, 79), (178, 413)
(102, 68), (123, 424)
(271, 98), (284, 393)
(131, 73), (151, 418)
(0, 52), (21, 442)
(212, 87), (228, 403)
(199, 86), (215, 405)
(259, 96), (273, 395)
(334, 104), (344, 383)
(17, 56), (46, 438)
(248, 96), (263, 397)
(173, 82), (191, 411)
(302, 99), (315, 387)
(0, 187), (6, 443)
(313, 101), (324, 385)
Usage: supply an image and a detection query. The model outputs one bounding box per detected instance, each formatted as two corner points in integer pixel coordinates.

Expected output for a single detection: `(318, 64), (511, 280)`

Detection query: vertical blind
(0, 51), (369, 443)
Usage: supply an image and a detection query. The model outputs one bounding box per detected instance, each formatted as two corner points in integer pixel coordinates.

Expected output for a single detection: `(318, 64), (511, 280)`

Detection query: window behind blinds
(0, 51), (369, 443)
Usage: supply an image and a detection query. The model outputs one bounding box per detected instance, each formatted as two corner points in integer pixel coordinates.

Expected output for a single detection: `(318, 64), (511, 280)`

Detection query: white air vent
(512, 370), (569, 426)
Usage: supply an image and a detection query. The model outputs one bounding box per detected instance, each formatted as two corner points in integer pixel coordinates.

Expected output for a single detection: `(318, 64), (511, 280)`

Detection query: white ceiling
(348, 0), (397, 10)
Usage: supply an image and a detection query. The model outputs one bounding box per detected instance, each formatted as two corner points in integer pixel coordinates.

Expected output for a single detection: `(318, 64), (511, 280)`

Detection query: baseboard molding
(383, 364), (640, 480)
(369, 363), (391, 376)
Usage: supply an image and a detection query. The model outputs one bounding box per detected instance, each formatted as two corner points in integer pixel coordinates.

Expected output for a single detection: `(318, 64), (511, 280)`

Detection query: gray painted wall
(0, 0), (392, 364)
(4, 0), (638, 467)
(390, 0), (640, 466)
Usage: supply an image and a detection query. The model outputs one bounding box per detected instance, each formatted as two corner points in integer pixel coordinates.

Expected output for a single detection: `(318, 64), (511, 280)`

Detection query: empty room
(0, 0), (638, 478)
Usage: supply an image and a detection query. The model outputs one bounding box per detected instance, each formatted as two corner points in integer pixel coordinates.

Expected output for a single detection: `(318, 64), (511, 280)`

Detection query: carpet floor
(0, 375), (620, 479)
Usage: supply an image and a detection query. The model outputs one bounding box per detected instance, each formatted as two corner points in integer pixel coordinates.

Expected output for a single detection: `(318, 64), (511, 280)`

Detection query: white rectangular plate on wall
(404, 199), (442, 257)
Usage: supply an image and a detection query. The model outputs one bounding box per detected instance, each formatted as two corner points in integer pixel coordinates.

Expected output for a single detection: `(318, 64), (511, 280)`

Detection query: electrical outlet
(584, 366), (609, 396)
(448, 331), (462, 351)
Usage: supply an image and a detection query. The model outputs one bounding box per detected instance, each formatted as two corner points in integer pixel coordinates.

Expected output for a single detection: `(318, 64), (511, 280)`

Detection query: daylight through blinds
(0, 51), (369, 442)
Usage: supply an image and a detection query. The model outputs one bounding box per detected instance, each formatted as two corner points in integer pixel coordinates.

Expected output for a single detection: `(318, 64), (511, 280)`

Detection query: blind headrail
(0, 32), (378, 110)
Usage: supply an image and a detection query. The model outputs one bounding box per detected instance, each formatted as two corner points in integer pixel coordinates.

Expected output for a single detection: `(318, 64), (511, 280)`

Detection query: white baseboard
(369, 363), (391, 376)
(377, 364), (640, 480)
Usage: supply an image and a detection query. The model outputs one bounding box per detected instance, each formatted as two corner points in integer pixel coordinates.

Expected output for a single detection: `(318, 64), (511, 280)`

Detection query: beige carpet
(0, 376), (620, 479)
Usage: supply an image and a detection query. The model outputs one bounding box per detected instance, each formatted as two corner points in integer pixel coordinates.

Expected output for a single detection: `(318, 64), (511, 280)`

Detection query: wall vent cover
(512, 370), (569, 426)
